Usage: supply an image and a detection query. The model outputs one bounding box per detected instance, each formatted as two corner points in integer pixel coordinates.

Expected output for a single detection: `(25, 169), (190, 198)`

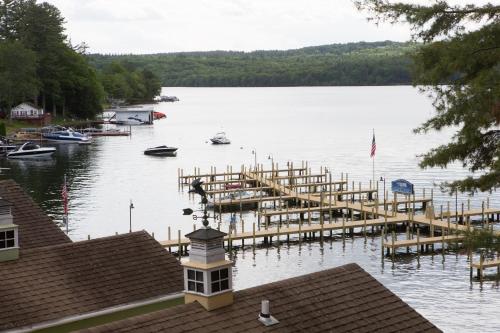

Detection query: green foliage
(357, 1), (500, 193)
(99, 61), (161, 103)
(0, 40), (39, 112)
(89, 41), (416, 87)
(0, 0), (103, 119)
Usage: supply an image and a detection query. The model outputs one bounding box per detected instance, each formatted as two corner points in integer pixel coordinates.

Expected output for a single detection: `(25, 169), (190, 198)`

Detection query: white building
(11, 103), (44, 119)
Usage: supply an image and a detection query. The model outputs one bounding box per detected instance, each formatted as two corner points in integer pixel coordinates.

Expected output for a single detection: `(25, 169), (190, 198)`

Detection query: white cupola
(0, 198), (19, 262)
(182, 227), (233, 311)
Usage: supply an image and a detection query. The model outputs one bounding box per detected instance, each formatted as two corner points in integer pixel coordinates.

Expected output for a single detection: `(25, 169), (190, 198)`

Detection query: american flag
(62, 177), (68, 215)
(370, 133), (376, 158)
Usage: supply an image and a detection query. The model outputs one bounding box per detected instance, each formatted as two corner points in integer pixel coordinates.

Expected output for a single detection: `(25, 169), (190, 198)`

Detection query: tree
(0, 41), (38, 114)
(355, 1), (500, 193)
(0, 0), (105, 119)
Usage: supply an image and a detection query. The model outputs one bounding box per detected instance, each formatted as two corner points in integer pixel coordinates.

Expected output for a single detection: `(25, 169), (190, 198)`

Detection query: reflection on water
(1, 87), (499, 332)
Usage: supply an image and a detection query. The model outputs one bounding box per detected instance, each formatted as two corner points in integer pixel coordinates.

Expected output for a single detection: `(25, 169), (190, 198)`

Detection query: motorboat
(159, 96), (179, 102)
(207, 190), (265, 208)
(225, 183), (242, 190)
(144, 145), (178, 156)
(210, 132), (231, 144)
(7, 142), (56, 159)
(43, 128), (91, 143)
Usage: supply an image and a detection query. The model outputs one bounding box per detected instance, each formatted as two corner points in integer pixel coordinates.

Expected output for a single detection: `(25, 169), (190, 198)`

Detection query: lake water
(2, 86), (499, 332)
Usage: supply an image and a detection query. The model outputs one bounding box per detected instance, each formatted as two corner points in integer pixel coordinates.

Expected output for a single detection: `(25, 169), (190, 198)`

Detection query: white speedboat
(144, 145), (178, 156)
(210, 132), (231, 144)
(7, 142), (56, 159)
(43, 128), (91, 143)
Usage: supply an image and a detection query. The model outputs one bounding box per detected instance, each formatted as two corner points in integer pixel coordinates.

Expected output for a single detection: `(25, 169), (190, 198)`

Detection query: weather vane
(182, 178), (211, 227)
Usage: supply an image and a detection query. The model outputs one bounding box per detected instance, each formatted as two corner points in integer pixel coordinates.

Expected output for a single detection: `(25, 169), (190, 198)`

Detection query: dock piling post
(178, 230), (181, 258)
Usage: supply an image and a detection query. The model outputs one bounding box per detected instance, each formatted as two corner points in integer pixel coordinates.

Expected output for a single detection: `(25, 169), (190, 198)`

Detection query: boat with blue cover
(43, 128), (91, 143)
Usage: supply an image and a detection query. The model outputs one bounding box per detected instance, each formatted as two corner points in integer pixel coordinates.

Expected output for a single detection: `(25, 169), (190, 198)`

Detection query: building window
(211, 268), (229, 293)
(0, 230), (15, 249)
(187, 269), (204, 293)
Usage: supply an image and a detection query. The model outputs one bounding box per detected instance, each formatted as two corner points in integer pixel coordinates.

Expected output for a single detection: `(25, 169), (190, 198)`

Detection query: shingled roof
(81, 263), (440, 333)
(0, 231), (184, 331)
(0, 179), (70, 249)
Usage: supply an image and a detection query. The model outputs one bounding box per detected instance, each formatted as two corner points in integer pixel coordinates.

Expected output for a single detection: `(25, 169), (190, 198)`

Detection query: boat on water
(225, 183), (242, 190)
(144, 145), (178, 156)
(43, 128), (91, 143)
(7, 142), (56, 159)
(159, 96), (179, 102)
(210, 132), (231, 144)
(207, 190), (264, 208)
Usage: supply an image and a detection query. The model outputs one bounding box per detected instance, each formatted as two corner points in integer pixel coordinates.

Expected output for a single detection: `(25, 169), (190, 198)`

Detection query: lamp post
(251, 148), (257, 170)
(379, 176), (386, 201)
(129, 200), (134, 233)
(267, 154), (274, 165)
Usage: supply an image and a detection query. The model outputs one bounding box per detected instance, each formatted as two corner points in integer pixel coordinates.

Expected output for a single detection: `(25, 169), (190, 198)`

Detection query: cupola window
(0, 230), (15, 249)
(211, 268), (229, 293)
(187, 269), (204, 293)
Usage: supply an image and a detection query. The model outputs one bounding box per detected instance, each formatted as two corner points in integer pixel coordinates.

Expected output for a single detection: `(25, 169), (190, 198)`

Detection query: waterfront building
(10, 103), (51, 125)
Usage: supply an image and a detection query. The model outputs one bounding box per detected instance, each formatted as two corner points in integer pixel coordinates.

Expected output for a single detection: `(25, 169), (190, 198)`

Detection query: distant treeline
(89, 41), (416, 87)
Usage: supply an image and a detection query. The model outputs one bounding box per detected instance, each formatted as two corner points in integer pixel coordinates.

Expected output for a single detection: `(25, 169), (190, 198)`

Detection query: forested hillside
(89, 41), (416, 87)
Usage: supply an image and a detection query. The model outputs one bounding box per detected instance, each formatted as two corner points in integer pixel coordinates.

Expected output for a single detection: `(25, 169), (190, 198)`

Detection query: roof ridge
(20, 230), (152, 254)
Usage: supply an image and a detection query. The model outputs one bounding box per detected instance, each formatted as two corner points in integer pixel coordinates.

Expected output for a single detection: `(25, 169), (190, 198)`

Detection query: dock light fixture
(129, 200), (134, 233)
(251, 148), (257, 169)
(380, 176), (386, 201)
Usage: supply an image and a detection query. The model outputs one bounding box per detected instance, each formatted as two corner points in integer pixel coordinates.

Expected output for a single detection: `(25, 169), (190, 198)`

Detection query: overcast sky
(43, 0), (476, 54)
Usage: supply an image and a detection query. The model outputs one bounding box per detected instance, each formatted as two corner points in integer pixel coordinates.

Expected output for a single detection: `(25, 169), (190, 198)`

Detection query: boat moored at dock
(7, 142), (56, 159)
(43, 128), (91, 143)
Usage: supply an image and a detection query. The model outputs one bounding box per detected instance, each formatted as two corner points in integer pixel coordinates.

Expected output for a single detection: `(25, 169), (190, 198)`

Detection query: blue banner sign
(391, 179), (414, 195)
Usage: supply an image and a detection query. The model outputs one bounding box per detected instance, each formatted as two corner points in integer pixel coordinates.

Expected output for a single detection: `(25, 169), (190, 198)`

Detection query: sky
(43, 0), (480, 54)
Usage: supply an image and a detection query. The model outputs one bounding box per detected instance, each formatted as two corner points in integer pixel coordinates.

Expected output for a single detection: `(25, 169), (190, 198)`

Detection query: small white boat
(43, 128), (91, 143)
(144, 145), (178, 156)
(207, 190), (265, 208)
(7, 142), (56, 159)
(210, 132), (231, 144)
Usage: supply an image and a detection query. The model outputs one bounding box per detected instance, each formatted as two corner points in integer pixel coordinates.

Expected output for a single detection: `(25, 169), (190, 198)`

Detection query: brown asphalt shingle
(0, 231), (184, 331)
(0, 179), (70, 249)
(81, 263), (441, 333)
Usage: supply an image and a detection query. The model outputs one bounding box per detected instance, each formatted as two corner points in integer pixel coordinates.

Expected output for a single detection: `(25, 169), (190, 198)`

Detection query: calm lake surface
(2, 86), (499, 332)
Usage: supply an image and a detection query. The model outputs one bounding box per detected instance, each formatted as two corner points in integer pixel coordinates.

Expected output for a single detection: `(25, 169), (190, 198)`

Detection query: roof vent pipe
(258, 300), (279, 326)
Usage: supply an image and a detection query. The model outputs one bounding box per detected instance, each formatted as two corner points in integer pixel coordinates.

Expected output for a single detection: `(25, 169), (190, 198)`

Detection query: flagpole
(372, 129), (375, 186)
(64, 174), (69, 235)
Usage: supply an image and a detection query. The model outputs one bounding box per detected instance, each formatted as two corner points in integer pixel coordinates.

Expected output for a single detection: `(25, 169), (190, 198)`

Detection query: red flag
(370, 133), (376, 158)
(62, 178), (68, 215)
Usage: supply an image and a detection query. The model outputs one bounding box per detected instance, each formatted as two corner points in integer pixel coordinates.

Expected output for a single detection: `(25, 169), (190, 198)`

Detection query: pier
(170, 161), (500, 282)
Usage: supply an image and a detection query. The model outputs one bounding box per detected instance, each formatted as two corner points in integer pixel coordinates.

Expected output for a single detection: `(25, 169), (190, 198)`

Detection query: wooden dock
(174, 163), (500, 266)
